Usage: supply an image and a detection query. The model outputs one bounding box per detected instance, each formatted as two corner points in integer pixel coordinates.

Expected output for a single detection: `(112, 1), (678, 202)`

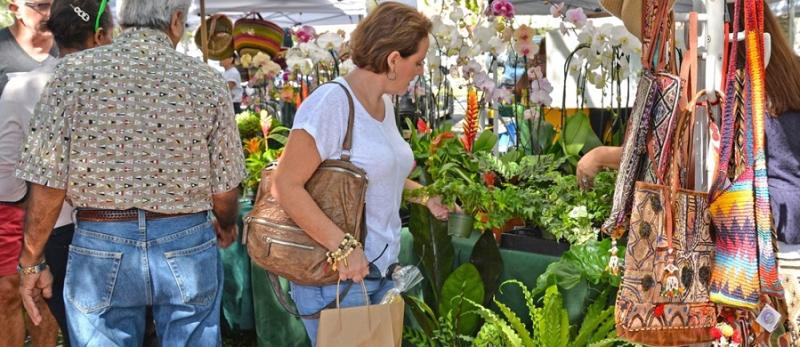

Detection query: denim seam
(163, 238), (216, 258)
(67, 245), (123, 259)
(74, 220), (211, 247)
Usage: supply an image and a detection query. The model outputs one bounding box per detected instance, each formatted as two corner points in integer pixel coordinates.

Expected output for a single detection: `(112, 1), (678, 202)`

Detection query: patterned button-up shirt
(16, 28), (246, 213)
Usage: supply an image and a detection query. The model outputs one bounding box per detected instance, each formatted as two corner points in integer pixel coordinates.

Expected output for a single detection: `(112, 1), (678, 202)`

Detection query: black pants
(44, 224), (160, 347)
(43, 224), (73, 346)
(233, 102), (242, 115)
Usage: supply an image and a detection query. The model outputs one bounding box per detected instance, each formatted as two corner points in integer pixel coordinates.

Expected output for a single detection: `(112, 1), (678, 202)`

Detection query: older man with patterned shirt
(15, 0), (245, 345)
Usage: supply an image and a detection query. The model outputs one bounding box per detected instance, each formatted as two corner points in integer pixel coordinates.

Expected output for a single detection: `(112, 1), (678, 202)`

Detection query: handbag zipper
(264, 236), (315, 251)
(319, 166), (367, 180)
(245, 216), (305, 232)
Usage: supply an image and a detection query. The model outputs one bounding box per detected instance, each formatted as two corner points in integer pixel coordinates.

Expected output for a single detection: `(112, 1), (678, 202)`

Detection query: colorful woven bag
(708, 0), (783, 310)
(233, 13), (285, 58)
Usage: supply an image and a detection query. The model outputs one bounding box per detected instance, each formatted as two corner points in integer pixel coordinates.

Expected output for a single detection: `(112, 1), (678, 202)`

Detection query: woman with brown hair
(271, 2), (450, 345)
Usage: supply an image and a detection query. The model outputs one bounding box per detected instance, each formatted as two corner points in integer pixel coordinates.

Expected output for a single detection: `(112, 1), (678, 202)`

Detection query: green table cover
(225, 202), (587, 346)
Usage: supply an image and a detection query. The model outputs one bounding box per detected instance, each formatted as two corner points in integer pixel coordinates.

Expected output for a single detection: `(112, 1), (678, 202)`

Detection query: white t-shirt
(0, 61), (73, 228)
(292, 78), (414, 275)
(222, 67), (243, 103)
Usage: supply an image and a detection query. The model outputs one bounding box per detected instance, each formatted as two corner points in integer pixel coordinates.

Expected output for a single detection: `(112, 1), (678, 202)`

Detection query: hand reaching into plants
(576, 146), (622, 190)
(426, 195), (454, 221)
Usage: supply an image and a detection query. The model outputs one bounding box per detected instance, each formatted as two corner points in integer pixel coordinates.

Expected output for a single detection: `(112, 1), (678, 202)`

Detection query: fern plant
(465, 282), (621, 347)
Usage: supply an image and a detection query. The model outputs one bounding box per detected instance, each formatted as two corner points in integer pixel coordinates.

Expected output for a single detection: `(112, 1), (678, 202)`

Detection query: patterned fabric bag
(615, 92), (721, 345)
(708, 0), (783, 309)
(614, 13), (722, 345)
(603, 0), (682, 237)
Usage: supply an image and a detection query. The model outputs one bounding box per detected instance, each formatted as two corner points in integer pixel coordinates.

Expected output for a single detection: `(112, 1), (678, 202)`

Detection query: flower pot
(499, 226), (570, 256)
(448, 212), (474, 238)
(492, 216), (525, 241)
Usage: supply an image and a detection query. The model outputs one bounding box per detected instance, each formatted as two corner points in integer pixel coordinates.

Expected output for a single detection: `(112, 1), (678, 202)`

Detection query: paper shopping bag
(317, 291), (404, 347)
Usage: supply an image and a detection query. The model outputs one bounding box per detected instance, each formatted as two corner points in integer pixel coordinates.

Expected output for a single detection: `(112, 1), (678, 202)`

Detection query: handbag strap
(679, 12), (699, 109)
(642, 0), (676, 71)
(326, 81), (356, 162)
(267, 272), (354, 320)
(711, 0), (743, 198)
(745, 0), (782, 295)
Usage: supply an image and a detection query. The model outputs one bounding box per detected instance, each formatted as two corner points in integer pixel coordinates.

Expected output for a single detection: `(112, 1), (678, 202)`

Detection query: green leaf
(469, 231), (504, 305)
(573, 289), (615, 347)
(561, 112), (601, 155)
(408, 204), (454, 312)
(473, 130), (497, 153)
(439, 263), (484, 336)
(465, 297), (524, 346)
(495, 298), (535, 346)
(536, 285), (570, 347)
(403, 294), (438, 337)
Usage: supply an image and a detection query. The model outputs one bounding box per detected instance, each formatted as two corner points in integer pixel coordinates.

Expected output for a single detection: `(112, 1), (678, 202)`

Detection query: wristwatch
(17, 259), (47, 275)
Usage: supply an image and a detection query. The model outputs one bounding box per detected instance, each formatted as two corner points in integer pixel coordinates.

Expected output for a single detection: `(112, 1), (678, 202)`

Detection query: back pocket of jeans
(64, 245), (123, 314)
(164, 238), (219, 306)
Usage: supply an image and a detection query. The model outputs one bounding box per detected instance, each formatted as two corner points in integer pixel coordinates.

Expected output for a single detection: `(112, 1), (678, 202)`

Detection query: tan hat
(599, 0), (677, 41)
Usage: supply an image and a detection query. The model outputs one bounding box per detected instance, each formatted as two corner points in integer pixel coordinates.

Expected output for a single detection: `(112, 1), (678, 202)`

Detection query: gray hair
(117, 0), (191, 30)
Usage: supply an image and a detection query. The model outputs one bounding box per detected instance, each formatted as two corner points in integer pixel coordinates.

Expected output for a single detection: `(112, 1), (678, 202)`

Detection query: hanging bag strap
(711, 0), (743, 198)
(744, 0), (783, 295)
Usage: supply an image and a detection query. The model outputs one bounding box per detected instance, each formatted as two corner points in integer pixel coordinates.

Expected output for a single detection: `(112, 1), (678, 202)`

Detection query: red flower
(732, 329), (742, 343)
(430, 131), (455, 154)
(416, 118), (429, 134)
(653, 304), (665, 317)
(710, 327), (722, 339)
(483, 171), (497, 187)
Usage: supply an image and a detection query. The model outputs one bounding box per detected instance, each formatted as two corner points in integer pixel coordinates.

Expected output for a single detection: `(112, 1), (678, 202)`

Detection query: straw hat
(194, 14), (235, 61)
(599, 0), (678, 41)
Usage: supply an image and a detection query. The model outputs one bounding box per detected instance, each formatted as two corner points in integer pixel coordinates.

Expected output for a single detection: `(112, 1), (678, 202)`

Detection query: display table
(223, 202), (588, 347)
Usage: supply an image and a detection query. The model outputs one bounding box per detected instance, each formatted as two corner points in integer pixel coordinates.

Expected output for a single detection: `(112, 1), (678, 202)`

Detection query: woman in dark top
(760, 4), (800, 342)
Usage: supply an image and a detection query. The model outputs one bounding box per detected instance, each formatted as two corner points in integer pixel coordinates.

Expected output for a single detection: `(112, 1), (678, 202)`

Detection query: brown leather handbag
(242, 82), (368, 286)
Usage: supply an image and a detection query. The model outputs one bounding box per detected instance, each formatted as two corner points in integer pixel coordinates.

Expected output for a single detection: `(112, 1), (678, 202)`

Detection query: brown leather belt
(76, 209), (192, 222)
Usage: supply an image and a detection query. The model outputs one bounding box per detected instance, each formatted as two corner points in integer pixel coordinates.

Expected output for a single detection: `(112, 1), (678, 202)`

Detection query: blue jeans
(290, 279), (394, 347)
(66, 210), (222, 347)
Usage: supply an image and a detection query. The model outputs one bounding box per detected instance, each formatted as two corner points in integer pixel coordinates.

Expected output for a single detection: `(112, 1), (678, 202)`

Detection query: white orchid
(448, 5), (464, 23)
(487, 36), (507, 55)
(339, 59), (357, 75)
(316, 32), (343, 51)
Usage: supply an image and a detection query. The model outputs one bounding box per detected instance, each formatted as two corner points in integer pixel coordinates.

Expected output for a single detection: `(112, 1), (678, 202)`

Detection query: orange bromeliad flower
(244, 137), (263, 155)
(461, 87), (479, 152)
(430, 131), (455, 154)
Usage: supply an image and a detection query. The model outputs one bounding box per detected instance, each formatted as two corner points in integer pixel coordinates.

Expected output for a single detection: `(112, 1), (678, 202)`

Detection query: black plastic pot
(499, 226), (570, 256)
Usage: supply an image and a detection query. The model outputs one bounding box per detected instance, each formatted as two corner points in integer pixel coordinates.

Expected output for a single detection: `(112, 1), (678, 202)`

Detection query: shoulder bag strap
(326, 81), (356, 162)
(711, 0), (742, 198)
(745, 0), (783, 295)
(267, 272), (354, 320)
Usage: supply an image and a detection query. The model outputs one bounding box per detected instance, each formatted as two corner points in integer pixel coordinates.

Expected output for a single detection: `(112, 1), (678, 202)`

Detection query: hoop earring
(388, 71), (397, 81)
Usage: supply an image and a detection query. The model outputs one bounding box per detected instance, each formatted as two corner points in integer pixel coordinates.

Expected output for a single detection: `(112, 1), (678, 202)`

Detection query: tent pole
(200, 0), (209, 62)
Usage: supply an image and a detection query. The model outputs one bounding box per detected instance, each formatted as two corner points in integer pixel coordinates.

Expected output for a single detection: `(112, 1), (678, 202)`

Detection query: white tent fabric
(191, 0), (367, 26)
(190, 0), (420, 27)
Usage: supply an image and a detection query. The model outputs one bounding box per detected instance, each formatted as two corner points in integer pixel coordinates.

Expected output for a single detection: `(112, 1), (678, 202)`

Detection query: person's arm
(208, 78), (247, 247)
(576, 146), (622, 189)
(212, 188), (239, 248)
(14, 66), (72, 326)
(404, 179), (451, 220)
(272, 129), (369, 282)
(17, 184), (64, 325)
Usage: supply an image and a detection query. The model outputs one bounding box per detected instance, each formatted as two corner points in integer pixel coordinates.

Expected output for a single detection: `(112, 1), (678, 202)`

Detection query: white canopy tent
(190, 0), (371, 27)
